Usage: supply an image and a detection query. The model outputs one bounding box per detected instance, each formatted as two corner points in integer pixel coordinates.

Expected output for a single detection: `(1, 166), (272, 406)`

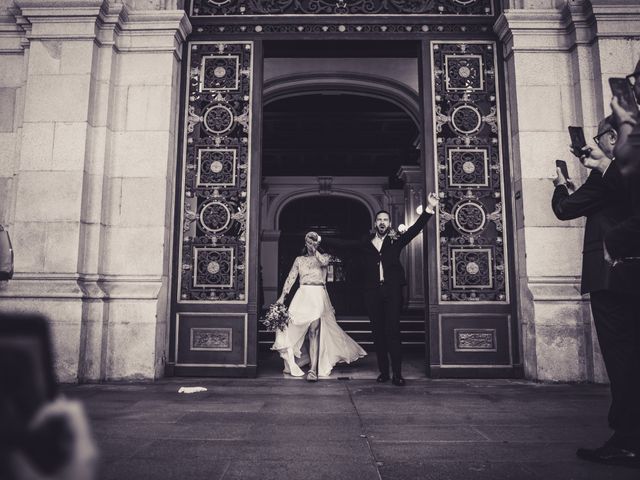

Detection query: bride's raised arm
(314, 249), (330, 267)
(277, 257), (299, 304)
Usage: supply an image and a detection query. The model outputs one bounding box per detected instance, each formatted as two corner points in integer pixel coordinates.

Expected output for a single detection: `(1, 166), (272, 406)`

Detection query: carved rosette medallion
(179, 42), (253, 303)
(433, 42), (508, 303)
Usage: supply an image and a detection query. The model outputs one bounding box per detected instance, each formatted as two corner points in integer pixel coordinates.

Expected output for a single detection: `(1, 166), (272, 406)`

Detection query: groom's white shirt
(372, 234), (387, 281)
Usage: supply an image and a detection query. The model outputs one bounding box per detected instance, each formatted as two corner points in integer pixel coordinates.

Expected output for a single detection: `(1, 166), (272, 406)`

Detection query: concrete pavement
(63, 372), (640, 480)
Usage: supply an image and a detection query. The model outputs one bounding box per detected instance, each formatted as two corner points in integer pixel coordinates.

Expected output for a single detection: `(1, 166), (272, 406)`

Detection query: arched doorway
(258, 84), (427, 372)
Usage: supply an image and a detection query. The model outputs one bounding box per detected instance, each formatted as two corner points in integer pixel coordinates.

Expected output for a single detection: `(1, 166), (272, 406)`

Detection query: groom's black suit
(325, 211), (433, 377)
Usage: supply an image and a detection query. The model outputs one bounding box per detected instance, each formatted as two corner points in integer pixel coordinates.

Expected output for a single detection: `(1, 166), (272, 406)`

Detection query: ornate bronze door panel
(426, 41), (518, 376)
(168, 41), (261, 376)
(168, 0), (520, 377)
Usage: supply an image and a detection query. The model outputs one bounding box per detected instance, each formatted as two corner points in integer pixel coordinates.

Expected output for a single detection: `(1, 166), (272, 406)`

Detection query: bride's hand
(276, 294), (285, 304)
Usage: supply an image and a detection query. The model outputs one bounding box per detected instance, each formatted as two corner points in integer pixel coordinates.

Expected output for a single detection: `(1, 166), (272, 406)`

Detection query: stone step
(258, 312), (426, 351)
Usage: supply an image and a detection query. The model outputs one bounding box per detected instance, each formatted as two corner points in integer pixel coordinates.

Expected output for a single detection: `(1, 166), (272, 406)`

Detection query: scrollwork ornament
(482, 106), (498, 134)
(191, 0), (491, 16)
(433, 42), (508, 303)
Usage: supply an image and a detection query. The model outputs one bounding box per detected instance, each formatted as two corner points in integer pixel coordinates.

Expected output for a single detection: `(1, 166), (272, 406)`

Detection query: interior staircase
(258, 309), (426, 352)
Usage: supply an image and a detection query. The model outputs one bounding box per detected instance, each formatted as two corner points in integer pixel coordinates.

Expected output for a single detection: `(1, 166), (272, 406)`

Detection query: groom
(364, 193), (438, 386)
(323, 192), (438, 386)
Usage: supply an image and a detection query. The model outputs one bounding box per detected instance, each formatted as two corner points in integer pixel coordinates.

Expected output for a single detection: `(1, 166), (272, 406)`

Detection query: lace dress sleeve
(282, 257), (300, 296)
(315, 251), (330, 267)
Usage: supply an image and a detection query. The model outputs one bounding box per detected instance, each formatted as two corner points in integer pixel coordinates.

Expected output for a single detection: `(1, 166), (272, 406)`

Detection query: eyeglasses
(593, 129), (614, 147)
(626, 73), (639, 87)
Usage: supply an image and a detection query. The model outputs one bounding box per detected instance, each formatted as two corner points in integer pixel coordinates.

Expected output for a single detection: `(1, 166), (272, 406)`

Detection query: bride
(272, 231), (367, 381)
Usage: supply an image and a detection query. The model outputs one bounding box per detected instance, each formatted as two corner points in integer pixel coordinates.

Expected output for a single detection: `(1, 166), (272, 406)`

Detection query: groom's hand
(425, 192), (439, 214)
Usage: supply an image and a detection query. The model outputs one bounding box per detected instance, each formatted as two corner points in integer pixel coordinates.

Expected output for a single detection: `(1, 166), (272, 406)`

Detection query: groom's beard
(376, 226), (389, 236)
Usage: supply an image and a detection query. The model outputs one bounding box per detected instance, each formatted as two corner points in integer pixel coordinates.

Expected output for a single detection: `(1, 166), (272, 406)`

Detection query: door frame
(166, 0), (522, 378)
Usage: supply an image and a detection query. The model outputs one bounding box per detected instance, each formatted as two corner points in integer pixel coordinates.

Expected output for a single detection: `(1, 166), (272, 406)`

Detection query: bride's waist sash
(300, 282), (325, 286)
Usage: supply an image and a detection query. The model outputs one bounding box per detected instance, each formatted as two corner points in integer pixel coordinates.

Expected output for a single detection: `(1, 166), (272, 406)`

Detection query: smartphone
(568, 126), (587, 155)
(609, 77), (639, 114)
(0, 314), (70, 475)
(555, 159), (569, 180)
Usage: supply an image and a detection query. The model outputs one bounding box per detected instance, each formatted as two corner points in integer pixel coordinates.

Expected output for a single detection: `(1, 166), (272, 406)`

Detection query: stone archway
(263, 72), (421, 127)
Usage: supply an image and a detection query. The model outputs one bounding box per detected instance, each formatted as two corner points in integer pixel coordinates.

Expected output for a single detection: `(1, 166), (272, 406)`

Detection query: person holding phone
(604, 59), (640, 263)
(552, 117), (640, 467)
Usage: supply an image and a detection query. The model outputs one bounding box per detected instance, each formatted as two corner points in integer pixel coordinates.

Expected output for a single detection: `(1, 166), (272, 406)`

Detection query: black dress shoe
(391, 375), (406, 386)
(576, 444), (640, 468)
(376, 373), (390, 383)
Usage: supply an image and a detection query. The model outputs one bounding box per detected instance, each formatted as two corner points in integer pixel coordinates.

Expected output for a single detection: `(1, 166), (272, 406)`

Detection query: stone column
(98, 6), (189, 380)
(397, 165), (425, 309)
(2, 0), (111, 382)
(495, 0), (640, 382)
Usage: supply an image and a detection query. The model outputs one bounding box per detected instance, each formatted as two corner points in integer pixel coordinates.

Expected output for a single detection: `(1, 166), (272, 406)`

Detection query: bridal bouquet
(261, 302), (290, 332)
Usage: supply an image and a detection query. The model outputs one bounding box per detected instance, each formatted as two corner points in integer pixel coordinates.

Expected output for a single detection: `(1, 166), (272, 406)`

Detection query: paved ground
(63, 360), (640, 480)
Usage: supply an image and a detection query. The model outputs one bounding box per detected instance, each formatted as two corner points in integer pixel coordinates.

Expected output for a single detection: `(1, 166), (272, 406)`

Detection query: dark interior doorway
(258, 40), (426, 375)
(278, 196), (371, 316)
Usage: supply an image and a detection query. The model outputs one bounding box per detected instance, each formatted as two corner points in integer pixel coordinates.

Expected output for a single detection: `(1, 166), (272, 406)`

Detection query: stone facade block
(104, 300), (159, 380)
(111, 130), (171, 178)
(11, 221), (47, 272)
(59, 41), (96, 75)
(24, 75), (91, 122)
(535, 323), (585, 382)
(116, 52), (175, 86)
(44, 221), (81, 272)
(0, 87), (16, 132)
(28, 41), (63, 75)
(19, 122), (55, 171)
(524, 226), (583, 277)
(51, 122), (88, 170)
(515, 86), (565, 132)
(118, 176), (168, 227)
(0, 132), (18, 175)
(520, 178), (585, 228)
(514, 52), (573, 86)
(125, 85), (172, 131)
(102, 225), (165, 276)
(15, 171), (83, 221)
(0, 55), (25, 86)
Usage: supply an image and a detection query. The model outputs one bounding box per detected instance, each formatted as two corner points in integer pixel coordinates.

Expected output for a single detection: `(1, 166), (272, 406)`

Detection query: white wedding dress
(271, 252), (367, 377)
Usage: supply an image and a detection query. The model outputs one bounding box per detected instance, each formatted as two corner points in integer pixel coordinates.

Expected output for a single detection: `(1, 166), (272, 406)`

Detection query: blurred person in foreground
(0, 314), (98, 480)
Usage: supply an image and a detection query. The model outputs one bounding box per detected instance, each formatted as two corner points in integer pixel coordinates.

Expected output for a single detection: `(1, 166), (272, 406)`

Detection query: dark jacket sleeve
(551, 173), (607, 221)
(396, 211), (433, 249)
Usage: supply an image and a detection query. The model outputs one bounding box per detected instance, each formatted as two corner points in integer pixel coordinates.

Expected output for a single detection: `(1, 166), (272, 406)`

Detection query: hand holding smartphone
(609, 77), (639, 115)
(555, 159), (570, 180)
(568, 126), (587, 156)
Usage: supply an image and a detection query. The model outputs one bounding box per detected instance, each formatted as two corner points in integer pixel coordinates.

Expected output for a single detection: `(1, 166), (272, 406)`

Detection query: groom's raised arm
(396, 210), (433, 249)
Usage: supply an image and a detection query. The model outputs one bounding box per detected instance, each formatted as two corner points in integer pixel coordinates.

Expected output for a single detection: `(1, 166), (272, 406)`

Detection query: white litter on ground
(178, 386), (208, 394)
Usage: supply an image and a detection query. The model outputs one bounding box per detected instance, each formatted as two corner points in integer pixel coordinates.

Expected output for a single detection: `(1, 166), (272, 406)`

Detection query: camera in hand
(568, 126), (587, 155)
(609, 77), (639, 115)
(555, 159), (570, 180)
(0, 314), (72, 475)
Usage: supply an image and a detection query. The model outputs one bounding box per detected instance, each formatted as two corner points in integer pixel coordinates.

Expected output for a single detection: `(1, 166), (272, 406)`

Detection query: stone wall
(0, 0), (190, 381)
(496, 0), (640, 381)
(1, 0), (638, 382)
